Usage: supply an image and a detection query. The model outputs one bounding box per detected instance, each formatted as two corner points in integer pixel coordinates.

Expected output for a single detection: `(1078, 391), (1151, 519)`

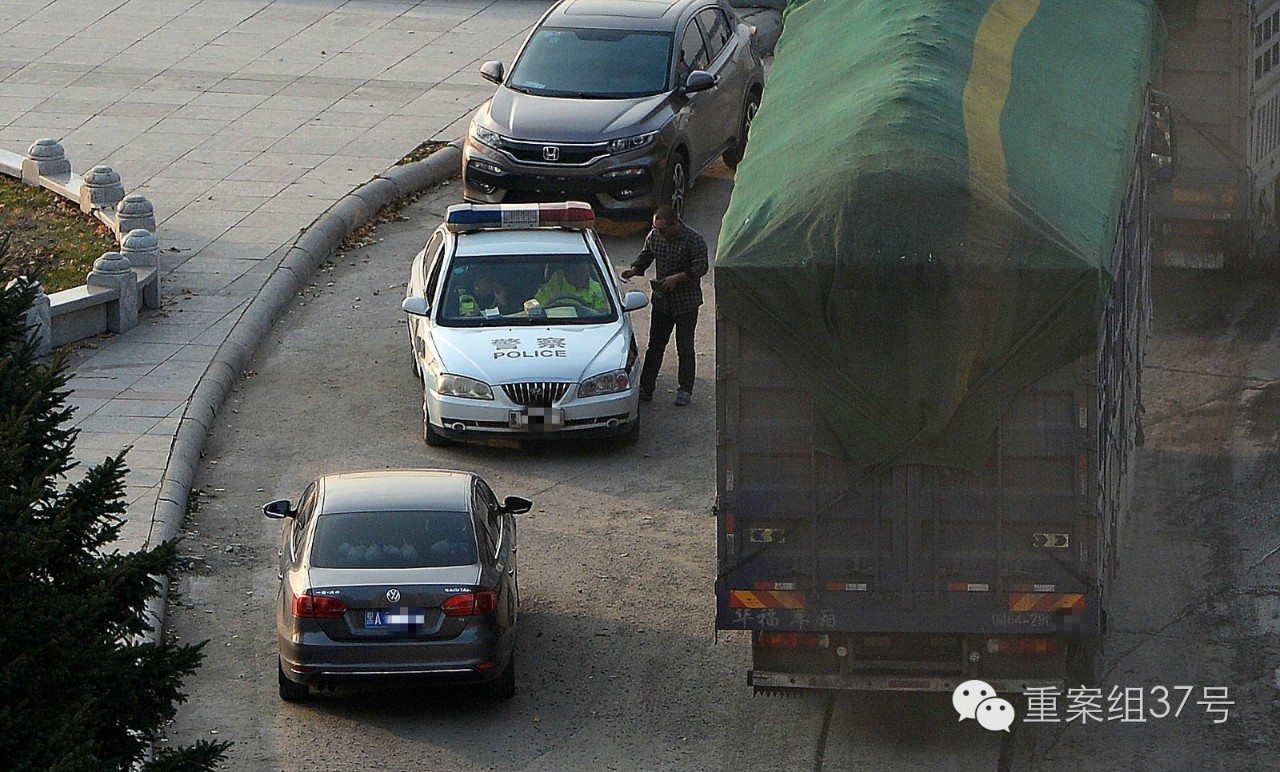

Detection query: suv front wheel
(662, 152), (688, 219)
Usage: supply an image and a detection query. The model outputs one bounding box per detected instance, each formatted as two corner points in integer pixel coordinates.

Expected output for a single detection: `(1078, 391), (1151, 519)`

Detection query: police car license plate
(510, 407), (565, 430)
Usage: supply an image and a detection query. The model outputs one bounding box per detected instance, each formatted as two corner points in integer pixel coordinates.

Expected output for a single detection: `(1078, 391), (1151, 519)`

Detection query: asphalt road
(160, 165), (1279, 770)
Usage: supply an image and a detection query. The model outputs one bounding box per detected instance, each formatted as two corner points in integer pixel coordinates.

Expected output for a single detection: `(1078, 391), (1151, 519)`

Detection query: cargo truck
(1153, 0), (1280, 271)
(713, 0), (1165, 694)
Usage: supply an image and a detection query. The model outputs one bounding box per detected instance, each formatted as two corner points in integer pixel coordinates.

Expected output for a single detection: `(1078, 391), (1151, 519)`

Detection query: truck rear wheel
(1065, 642), (1099, 686)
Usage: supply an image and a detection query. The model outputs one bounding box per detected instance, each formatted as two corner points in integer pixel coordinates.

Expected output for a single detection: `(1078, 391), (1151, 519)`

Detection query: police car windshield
(438, 254), (618, 326)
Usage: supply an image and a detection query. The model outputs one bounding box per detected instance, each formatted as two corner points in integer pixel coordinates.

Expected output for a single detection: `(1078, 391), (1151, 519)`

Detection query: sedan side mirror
(480, 60), (505, 85)
(682, 70), (717, 95)
(263, 499), (295, 519)
(621, 290), (649, 312)
(402, 296), (431, 317)
(501, 496), (533, 515)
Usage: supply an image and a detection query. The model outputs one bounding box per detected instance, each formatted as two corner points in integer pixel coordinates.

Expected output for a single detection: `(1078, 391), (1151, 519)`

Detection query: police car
(402, 202), (649, 445)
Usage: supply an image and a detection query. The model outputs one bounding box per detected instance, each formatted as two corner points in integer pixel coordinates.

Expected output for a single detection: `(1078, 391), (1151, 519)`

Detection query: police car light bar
(446, 201), (595, 233)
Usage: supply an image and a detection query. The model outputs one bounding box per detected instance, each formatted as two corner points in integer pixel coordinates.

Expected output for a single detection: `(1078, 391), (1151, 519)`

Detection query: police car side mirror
(621, 291), (649, 312)
(402, 296), (431, 317)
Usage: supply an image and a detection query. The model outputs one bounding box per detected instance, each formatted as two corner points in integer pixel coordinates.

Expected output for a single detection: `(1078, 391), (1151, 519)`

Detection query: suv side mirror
(682, 70), (717, 94)
(1148, 90), (1175, 182)
(480, 60), (505, 85)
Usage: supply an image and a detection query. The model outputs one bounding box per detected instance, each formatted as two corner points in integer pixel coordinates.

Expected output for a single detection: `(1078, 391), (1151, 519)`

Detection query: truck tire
(1065, 642), (1099, 687)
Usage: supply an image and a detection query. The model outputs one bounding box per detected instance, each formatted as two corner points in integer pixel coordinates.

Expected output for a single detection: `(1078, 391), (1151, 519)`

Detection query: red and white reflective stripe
(824, 583), (868, 591)
(946, 583), (990, 592)
(1012, 583), (1057, 592)
(754, 582), (798, 591)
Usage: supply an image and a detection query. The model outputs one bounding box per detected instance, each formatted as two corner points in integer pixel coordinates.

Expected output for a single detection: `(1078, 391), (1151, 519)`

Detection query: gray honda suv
(462, 0), (765, 220)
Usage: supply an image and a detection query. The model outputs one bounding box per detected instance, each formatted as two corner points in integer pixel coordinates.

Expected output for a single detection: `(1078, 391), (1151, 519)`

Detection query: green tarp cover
(715, 0), (1165, 470)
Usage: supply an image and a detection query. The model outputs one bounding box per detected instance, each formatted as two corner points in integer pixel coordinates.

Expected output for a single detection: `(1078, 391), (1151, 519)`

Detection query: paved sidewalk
(0, 0), (546, 566)
(1, 0), (785, 642)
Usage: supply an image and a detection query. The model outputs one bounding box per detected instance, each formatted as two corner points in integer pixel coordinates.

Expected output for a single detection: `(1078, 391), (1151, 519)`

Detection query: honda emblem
(542, 145), (560, 161)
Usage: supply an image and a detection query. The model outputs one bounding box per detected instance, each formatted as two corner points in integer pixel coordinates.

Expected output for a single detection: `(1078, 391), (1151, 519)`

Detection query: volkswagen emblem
(386, 588), (401, 603)
(542, 145), (560, 161)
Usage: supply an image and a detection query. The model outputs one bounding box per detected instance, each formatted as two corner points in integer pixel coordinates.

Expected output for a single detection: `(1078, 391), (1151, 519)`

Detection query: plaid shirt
(630, 222), (709, 316)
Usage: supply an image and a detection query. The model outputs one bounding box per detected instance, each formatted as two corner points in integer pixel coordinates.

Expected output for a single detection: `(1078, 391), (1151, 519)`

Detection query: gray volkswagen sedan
(462, 0), (766, 219)
(266, 469), (532, 701)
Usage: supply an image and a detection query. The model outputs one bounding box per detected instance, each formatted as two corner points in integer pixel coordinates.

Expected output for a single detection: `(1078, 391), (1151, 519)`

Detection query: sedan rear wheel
(278, 659), (309, 702)
(487, 652), (516, 699)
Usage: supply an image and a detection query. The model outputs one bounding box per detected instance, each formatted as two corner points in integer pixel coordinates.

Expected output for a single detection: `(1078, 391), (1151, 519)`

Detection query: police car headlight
(578, 369), (630, 398)
(437, 374), (494, 400)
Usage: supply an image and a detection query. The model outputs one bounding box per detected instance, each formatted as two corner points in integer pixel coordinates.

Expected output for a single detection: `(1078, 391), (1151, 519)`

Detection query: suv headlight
(578, 369), (630, 398)
(470, 123), (504, 149)
(437, 373), (494, 400)
(609, 132), (658, 154)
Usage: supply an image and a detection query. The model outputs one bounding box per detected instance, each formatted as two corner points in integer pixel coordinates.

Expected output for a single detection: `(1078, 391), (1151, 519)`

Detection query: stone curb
(144, 142), (464, 640)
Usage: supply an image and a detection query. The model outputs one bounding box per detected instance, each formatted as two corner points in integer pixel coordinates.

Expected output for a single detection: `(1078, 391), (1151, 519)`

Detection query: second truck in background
(1154, 0), (1280, 272)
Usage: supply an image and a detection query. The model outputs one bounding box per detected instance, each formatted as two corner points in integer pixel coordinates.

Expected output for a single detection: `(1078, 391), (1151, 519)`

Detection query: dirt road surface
(161, 165), (1278, 769)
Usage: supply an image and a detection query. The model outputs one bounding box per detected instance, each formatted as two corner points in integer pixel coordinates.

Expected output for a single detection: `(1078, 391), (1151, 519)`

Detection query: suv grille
(503, 139), (610, 167)
(503, 382), (571, 407)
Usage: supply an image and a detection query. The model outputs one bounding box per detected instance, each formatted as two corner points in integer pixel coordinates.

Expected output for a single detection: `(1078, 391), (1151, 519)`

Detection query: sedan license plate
(510, 407), (565, 431)
(364, 608), (426, 628)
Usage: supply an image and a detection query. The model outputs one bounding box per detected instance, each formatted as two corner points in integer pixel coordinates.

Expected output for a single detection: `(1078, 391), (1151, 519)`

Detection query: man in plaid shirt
(621, 205), (709, 407)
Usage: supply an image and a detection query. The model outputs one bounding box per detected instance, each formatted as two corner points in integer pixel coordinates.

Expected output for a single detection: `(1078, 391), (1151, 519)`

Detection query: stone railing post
(22, 138), (71, 181)
(87, 252), (139, 334)
(80, 165), (125, 214)
(120, 228), (161, 309)
(116, 194), (157, 236)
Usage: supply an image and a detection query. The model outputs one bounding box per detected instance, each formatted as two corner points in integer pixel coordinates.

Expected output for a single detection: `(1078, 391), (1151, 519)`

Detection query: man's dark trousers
(639, 309), (698, 395)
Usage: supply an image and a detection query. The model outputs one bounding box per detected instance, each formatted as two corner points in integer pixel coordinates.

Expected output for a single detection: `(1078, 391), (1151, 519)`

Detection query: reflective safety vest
(535, 272), (608, 311)
(457, 289), (479, 315)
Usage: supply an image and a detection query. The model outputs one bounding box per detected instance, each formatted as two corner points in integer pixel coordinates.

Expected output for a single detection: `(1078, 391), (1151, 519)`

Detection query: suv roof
(548, 0), (691, 31)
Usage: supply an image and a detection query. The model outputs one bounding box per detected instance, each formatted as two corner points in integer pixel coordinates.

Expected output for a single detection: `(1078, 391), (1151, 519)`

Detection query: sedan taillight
(441, 591), (497, 617)
(292, 593), (348, 619)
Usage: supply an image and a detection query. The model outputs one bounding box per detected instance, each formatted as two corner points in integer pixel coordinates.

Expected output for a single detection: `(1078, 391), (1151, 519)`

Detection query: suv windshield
(508, 27), (672, 98)
(438, 253), (618, 326)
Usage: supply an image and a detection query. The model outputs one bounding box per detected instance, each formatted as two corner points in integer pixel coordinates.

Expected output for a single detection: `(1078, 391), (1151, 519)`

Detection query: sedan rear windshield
(310, 510), (478, 569)
(509, 27), (672, 98)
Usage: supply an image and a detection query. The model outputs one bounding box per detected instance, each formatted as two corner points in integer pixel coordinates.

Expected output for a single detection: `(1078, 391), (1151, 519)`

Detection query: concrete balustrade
(0, 138), (161, 354)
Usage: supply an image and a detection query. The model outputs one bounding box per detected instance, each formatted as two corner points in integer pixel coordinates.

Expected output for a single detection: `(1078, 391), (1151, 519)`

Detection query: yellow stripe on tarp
(963, 0), (1041, 203)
